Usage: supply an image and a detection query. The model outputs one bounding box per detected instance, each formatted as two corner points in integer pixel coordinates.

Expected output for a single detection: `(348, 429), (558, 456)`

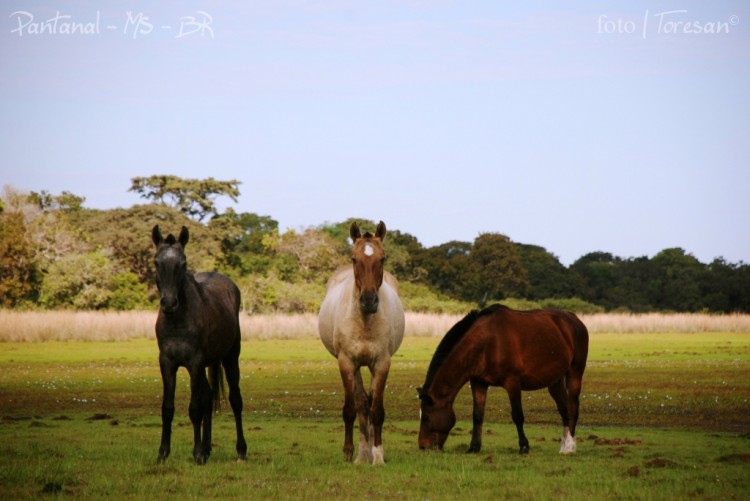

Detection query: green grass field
(1, 332), (749, 499)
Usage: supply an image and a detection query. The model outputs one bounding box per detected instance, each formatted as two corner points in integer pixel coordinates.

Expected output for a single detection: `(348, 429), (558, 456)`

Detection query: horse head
(417, 388), (456, 450)
(152, 225), (189, 314)
(350, 221), (387, 315)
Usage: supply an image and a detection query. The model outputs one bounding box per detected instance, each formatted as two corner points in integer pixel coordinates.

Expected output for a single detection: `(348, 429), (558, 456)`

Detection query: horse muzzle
(160, 296), (179, 314)
(418, 439), (442, 451)
(359, 292), (379, 314)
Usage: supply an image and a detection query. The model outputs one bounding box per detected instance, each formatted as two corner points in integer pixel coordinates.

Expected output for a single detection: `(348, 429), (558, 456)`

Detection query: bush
(109, 272), (154, 310)
(497, 298), (543, 310)
(399, 282), (473, 314)
(238, 274), (324, 314)
(541, 297), (605, 314)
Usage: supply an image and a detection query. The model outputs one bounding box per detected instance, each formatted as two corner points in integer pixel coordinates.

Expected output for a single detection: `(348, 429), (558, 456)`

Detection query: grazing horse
(151, 225), (247, 464)
(318, 221), (405, 464)
(418, 304), (588, 455)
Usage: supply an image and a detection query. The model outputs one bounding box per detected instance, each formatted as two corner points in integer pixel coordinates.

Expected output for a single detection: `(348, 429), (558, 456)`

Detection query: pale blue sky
(2, 1), (748, 265)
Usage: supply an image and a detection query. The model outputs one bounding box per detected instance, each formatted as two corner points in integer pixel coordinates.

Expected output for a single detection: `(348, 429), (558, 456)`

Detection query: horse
(418, 304), (588, 455)
(318, 221), (405, 464)
(151, 225), (247, 465)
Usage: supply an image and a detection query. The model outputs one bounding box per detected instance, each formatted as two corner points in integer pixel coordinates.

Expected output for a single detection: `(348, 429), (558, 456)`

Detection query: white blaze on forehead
(364, 244), (374, 256)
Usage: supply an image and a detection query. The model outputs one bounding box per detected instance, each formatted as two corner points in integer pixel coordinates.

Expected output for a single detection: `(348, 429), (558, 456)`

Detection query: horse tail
(208, 363), (226, 413)
(570, 313), (590, 371)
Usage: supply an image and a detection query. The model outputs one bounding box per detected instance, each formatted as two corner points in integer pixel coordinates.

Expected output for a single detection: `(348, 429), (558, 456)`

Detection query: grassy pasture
(1, 314), (749, 499)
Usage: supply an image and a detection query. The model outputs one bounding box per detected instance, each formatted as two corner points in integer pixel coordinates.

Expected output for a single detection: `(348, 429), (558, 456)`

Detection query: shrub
(399, 282), (473, 314)
(541, 297), (605, 314)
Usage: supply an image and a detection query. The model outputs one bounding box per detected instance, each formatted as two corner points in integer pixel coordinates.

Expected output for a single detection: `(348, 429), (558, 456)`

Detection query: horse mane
(420, 304), (505, 395)
(164, 234), (177, 245)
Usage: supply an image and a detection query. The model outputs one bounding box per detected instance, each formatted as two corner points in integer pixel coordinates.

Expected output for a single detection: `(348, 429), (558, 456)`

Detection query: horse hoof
(466, 445), (481, 454)
(519, 445), (530, 455)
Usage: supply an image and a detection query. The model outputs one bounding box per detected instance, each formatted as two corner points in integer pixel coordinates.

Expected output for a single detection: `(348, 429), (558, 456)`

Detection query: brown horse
(318, 221), (405, 464)
(418, 304), (588, 455)
(152, 225), (247, 464)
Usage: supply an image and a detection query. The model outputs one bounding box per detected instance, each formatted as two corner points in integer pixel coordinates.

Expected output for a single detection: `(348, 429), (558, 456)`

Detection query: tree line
(1, 176), (748, 313)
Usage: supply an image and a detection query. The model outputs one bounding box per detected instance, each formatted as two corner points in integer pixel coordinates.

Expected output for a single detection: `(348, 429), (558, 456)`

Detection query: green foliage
(28, 189), (85, 213)
(109, 272), (154, 310)
(129, 175), (241, 221)
(238, 273), (325, 313)
(398, 282), (473, 314)
(4, 182), (750, 313)
(515, 243), (581, 299)
(0, 210), (39, 307)
(418, 240), (473, 300)
(75, 204), (218, 284)
(540, 297), (605, 314)
(418, 234), (528, 306)
(39, 250), (116, 309)
(469, 232), (528, 303)
(210, 209), (278, 275)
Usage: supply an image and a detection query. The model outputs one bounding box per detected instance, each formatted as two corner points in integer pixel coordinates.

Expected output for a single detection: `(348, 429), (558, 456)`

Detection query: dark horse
(152, 225), (247, 464)
(418, 304), (588, 455)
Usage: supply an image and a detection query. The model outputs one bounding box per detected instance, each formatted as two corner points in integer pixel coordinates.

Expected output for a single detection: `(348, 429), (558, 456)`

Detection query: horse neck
(427, 346), (476, 406)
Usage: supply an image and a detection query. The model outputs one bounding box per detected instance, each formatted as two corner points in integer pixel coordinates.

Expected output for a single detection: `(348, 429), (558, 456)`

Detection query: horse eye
(351, 258), (357, 264)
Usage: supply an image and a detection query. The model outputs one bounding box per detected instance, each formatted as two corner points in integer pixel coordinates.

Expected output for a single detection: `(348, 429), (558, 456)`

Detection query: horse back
(475, 307), (587, 388)
(195, 272), (241, 310)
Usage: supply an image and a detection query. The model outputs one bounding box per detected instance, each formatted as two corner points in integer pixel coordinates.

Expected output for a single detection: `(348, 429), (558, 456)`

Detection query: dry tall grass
(1, 310), (749, 342)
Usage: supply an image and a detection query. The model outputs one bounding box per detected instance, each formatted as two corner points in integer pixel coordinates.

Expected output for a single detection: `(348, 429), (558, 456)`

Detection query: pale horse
(318, 221), (405, 464)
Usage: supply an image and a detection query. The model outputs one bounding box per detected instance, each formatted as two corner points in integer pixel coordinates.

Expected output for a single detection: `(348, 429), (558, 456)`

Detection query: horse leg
(353, 369), (372, 464)
(506, 382), (529, 454)
(368, 357), (391, 465)
(548, 378), (575, 454)
(223, 351), (247, 461)
(564, 371), (585, 453)
(468, 380), (488, 453)
(189, 366), (213, 465)
(337, 355), (358, 462)
(158, 356), (177, 462)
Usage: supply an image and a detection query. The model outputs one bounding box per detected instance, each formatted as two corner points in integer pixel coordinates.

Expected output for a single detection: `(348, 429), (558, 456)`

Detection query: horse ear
(152, 225), (163, 247)
(375, 221), (386, 241)
(178, 226), (189, 248)
(349, 222), (361, 242)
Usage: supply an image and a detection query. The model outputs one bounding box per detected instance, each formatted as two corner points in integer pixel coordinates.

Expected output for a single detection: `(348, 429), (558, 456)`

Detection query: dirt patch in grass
(716, 453), (750, 464)
(645, 457), (678, 468)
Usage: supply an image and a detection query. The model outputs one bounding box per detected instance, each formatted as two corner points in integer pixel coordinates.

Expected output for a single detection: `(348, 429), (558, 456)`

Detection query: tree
(273, 228), (346, 283)
(651, 248), (704, 311)
(129, 175), (241, 221)
(28, 190), (85, 213)
(570, 252), (619, 308)
(0, 210), (39, 306)
(209, 209), (279, 276)
(468, 233), (528, 304)
(515, 243), (580, 300)
(75, 204), (217, 286)
(419, 240), (473, 300)
(39, 250), (117, 309)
